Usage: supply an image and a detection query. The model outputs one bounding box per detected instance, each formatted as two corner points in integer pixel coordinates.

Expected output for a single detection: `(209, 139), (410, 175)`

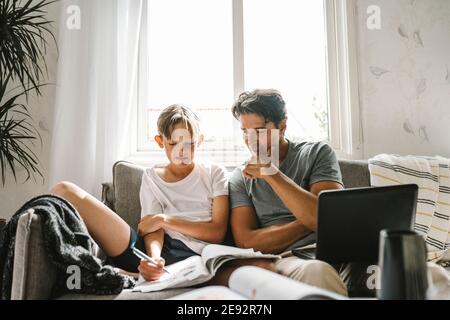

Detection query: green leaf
(0, 0), (57, 97)
(0, 79), (44, 185)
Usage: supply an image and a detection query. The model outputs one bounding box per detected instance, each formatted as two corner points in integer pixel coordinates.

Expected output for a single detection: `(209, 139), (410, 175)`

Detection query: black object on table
(378, 229), (428, 300)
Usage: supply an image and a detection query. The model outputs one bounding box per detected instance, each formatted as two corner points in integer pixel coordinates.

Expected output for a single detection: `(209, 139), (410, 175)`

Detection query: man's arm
(264, 172), (343, 231)
(244, 142), (344, 231)
(231, 205), (312, 254)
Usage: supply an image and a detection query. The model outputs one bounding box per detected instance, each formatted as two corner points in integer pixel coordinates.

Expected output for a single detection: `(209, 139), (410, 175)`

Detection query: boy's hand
(137, 257), (166, 282)
(138, 214), (167, 236)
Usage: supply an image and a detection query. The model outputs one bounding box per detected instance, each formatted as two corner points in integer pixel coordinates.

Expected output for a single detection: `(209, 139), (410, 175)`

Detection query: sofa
(8, 159), (376, 299)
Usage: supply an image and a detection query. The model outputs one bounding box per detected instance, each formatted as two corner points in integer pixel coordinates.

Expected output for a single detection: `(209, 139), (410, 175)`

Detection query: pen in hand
(132, 247), (171, 275)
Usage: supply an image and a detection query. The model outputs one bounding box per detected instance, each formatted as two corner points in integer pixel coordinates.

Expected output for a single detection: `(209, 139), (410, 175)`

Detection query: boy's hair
(231, 89), (287, 128)
(157, 104), (200, 139)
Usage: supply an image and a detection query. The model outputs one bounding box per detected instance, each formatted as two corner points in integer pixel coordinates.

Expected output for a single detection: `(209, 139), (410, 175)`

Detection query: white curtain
(49, 0), (143, 199)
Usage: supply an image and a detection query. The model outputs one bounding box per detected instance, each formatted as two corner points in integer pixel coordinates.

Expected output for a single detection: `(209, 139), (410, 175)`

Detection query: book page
(132, 255), (211, 292)
(168, 286), (247, 300)
(201, 244), (279, 274)
(229, 266), (346, 300)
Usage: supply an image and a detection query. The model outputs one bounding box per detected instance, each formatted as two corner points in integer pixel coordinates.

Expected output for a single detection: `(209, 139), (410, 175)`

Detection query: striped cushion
(369, 154), (450, 262)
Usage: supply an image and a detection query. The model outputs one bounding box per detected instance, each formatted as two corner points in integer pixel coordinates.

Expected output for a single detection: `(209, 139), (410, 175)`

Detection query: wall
(0, 2), (60, 220)
(355, 0), (450, 159)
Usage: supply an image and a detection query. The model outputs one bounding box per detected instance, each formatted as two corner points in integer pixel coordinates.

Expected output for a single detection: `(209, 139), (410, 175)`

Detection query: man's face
(239, 113), (281, 159)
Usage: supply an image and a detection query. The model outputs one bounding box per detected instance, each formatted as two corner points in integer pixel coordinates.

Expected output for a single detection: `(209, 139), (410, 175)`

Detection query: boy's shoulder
(196, 160), (227, 175)
(196, 160), (228, 181)
(142, 163), (166, 178)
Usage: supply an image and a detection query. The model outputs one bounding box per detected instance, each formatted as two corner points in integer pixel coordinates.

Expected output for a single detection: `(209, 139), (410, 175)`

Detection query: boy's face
(239, 113), (286, 159)
(155, 123), (203, 166)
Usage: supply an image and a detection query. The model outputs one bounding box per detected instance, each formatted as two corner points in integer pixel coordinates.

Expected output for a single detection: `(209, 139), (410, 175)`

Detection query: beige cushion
(112, 161), (145, 230)
(11, 210), (57, 300)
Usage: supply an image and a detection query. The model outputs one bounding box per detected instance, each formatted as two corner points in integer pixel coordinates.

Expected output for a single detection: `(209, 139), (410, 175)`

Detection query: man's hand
(137, 257), (166, 282)
(243, 158), (279, 180)
(138, 214), (166, 236)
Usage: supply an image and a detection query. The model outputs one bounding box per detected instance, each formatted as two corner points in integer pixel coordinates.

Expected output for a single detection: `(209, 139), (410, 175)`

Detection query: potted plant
(0, 0), (57, 185)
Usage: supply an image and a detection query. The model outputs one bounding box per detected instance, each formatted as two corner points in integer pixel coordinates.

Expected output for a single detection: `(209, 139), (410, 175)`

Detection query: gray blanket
(0, 194), (135, 299)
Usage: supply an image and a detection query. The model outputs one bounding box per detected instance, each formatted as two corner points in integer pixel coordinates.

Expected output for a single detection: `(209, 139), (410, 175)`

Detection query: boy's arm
(143, 228), (165, 258)
(160, 195), (229, 244)
(139, 228), (166, 282)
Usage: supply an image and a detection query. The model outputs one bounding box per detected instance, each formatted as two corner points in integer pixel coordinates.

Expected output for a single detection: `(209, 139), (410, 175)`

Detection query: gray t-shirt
(229, 139), (343, 251)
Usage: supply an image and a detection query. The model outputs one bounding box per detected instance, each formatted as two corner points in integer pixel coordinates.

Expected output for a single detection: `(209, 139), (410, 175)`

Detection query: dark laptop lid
(315, 184), (418, 264)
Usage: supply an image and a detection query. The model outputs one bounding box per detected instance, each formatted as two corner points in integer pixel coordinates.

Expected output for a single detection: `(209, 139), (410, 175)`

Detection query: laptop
(292, 184), (418, 264)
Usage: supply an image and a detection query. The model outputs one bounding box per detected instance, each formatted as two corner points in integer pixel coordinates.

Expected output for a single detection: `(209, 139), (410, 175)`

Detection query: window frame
(325, 0), (362, 160)
(126, 0), (362, 166)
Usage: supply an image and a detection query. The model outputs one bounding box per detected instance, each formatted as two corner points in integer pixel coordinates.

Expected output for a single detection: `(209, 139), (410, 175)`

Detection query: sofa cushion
(112, 161), (145, 230)
(11, 210), (57, 300)
(101, 182), (115, 211)
(338, 160), (370, 189)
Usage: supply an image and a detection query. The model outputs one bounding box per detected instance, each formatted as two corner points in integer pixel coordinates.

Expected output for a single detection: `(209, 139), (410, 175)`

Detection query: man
(229, 89), (348, 296)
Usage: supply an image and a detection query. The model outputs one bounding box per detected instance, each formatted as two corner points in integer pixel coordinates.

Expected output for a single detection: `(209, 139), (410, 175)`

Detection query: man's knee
(276, 258), (348, 296)
(301, 260), (338, 281)
(427, 262), (450, 299)
(300, 260), (347, 295)
(227, 258), (276, 272)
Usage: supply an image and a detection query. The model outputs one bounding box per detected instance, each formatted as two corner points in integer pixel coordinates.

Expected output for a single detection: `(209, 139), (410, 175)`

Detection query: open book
(169, 266), (347, 300)
(132, 244), (279, 292)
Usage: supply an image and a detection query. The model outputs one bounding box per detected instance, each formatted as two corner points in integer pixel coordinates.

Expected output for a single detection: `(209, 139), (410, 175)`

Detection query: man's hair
(231, 89), (287, 127)
(157, 104), (200, 139)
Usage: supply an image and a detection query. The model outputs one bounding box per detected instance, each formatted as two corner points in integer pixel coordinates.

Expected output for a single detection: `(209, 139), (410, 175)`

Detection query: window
(243, 0), (329, 143)
(132, 0), (361, 166)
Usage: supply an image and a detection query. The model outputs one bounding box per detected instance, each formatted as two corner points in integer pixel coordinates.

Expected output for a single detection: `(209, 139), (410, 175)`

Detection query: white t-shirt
(139, 161), (229, 254)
